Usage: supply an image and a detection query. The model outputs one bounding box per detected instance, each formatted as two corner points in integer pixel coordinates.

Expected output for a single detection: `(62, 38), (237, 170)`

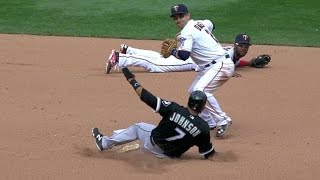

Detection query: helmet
(188, 91), (207, 113)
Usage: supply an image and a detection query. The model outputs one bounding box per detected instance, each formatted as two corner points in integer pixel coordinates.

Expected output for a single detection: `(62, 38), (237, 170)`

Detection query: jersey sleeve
(234, 59), (240, 67)
(140, 88), (178, 117)
(200, 20), (214, 32)
(196, 133), (214, 158)
(179, 26), (193, 52)
(223, 46), (239, 64)
(156, 99), (179, 117)
(140, 88), (160, 111)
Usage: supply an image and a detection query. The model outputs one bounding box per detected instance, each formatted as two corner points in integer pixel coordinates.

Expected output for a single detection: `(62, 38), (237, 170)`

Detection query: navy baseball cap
(235, 34), (251, 45)
(170, 4), (188, 17)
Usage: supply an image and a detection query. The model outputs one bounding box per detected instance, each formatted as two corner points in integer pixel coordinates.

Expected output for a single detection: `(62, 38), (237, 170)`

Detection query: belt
(204, 54), (230, 68)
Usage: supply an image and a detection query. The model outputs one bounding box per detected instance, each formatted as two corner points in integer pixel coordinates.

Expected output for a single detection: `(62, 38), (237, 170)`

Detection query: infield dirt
(0, 34), (319, 180)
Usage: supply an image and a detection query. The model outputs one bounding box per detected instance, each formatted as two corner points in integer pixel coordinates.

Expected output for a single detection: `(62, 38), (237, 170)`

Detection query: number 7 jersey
(151, 98), (214, 158)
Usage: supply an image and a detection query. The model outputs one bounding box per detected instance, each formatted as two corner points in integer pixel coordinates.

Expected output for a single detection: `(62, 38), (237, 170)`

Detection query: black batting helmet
(188, 90), (207, 113)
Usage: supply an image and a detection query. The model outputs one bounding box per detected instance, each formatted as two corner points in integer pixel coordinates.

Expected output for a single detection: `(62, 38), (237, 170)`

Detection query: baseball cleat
(120, 44), (128, 54)
(216, 121), (232, 137)
(92, 128), (104, 151)
(105, 50), (119, 74)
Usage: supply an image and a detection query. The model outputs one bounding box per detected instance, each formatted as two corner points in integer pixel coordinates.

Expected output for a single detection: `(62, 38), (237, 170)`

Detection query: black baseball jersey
(139, 88), (213, 158)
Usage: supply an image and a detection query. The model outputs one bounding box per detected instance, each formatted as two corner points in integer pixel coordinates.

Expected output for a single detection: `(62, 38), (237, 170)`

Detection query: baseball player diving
(105, 19), (214, 74)
(106, 33), (270, 74)
(92, 68), (215, 159)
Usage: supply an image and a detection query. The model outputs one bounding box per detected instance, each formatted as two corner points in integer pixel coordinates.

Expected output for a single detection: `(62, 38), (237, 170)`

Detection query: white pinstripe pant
(188, 57), (235, 128)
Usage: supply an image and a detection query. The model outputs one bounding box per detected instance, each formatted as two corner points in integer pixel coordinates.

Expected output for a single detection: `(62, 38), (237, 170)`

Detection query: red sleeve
(237, 59), (250, 67)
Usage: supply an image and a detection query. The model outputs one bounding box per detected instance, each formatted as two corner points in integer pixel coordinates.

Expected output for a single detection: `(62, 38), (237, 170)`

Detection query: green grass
(0, 0), (319, 46)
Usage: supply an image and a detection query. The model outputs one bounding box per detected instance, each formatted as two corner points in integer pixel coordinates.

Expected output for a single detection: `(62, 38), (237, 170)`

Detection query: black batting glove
(122, 68), (135, 80)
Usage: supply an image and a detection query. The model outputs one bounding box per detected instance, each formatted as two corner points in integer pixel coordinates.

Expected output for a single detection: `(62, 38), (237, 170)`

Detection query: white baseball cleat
(216, 121), (232, 137)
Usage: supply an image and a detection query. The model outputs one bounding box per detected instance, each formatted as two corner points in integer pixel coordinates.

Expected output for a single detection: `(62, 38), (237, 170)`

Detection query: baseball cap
(235, 34), (251, 45)
(170, 4), (188, 17)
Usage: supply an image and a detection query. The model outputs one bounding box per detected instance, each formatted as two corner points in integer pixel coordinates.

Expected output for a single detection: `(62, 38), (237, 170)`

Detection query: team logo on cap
(242, 34), (249, 40)
(173, 5), (179, 11)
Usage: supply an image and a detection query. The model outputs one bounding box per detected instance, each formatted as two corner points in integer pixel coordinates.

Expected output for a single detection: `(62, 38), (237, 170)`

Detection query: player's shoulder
(160, 99), (180, 109)
(197, 19), (212, 26)
(182, 20), (195, 31)
(194, 116), (210, 132)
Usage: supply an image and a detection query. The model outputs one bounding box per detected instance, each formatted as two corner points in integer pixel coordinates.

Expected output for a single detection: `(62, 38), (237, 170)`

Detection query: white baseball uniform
(223, 46), (240, 65)
(117, 48), (197, 72)
(179, 19), (235, 128)
(116, 45), (239, 73)
(115, 20), (221, 73)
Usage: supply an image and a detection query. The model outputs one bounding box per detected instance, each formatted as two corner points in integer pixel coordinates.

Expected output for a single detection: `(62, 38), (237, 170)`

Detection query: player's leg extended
(98, 122), (164, 156)
(154, 57), (197, 72)
(126, 46), (162, 59)
(100, 122), (153, 149)
(117, 53), (164, 72)
(118, 54), (196, 73)
(126, 46), (197, 72)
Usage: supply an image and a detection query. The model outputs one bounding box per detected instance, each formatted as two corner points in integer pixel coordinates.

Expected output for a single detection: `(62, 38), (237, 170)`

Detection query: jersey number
(166, 127), (186, 141)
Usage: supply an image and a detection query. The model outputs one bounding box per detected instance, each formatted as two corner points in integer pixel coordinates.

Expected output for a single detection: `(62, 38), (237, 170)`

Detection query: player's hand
(204, 149), (216, 160)
(122, 68), (135, 81)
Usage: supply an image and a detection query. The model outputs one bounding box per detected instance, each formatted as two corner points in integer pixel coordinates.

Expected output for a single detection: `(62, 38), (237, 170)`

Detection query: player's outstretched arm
(122, 68), (141, 96)
(236, 59), (251, 67)
(122, 68), (159, 110)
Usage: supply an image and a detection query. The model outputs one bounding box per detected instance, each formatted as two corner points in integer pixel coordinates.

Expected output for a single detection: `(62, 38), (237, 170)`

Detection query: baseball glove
(160, 39), (178, 58)
(250, 54), (271, 68)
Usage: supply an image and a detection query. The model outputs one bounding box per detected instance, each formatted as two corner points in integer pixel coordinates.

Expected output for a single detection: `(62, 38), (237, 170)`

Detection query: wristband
(129, 79), (141, 90)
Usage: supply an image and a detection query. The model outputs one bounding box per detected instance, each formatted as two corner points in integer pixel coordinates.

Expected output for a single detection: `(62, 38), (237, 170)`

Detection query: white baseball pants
(188, 57), (235, 128)
(117, 47), (197, 72)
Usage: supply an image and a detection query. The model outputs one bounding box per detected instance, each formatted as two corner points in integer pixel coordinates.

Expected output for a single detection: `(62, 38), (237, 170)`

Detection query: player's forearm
(127, 78), (142, 97)
(127, 78), (158, 111)
(123, 68), (158, 110)
(236, 59), (250, 67)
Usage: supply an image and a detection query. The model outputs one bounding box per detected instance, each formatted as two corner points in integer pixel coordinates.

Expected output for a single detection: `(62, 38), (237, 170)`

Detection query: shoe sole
(105, 50), (115, 74)
(216, 122), (232, 137)
(95, 143), (102, 151)
(105, 63), (112, 74)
